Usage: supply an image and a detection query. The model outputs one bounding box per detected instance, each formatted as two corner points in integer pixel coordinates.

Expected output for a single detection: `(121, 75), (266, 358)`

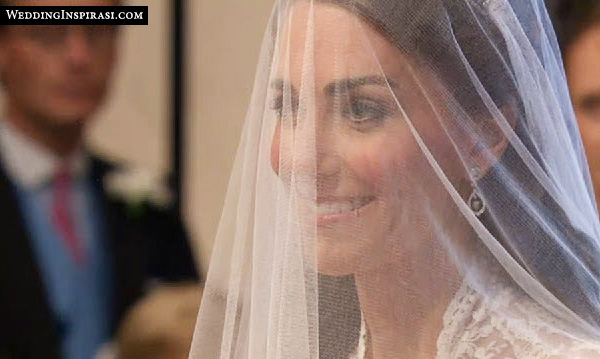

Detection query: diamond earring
(468, 166), (485, 217)
(468, 189), (486, 217)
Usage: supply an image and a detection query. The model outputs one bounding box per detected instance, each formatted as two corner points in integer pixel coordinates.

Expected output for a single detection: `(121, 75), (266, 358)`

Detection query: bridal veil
(190, 0), (600, 357)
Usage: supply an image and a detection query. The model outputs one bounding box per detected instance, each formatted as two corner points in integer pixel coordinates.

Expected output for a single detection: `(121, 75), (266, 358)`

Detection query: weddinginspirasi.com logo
(0, 6), (148, 25)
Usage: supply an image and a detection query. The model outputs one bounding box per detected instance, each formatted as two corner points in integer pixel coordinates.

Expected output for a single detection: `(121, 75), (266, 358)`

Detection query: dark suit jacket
(0, 156), (199, 359)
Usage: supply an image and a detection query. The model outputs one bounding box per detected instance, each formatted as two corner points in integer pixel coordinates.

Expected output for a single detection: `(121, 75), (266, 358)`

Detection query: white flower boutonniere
(104, 167), (173, 217)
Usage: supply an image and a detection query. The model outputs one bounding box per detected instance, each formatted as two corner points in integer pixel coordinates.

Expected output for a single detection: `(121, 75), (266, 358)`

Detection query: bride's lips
(312, 195), (375, 226)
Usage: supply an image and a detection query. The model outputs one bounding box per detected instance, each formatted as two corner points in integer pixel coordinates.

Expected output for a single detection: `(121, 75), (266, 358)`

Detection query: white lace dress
(435, 280), (600, 358)
(351, 279), (600, 359)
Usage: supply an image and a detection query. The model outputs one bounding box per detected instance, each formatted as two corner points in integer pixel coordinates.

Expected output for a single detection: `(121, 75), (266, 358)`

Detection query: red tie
(51, 168), (86, 267)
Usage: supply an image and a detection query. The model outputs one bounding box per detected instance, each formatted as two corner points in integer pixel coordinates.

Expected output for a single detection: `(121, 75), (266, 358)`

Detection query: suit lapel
(90, 158), (146, 333)
(0, 166), (60, 359)
(0, 154), (148, 358)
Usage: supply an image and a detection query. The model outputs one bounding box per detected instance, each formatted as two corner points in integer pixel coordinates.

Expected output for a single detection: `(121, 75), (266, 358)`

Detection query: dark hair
(547, 0), (600, 53)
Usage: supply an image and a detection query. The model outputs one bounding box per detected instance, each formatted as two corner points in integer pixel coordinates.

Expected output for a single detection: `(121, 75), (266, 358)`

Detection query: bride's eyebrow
(324, 76), (398, 96)
(270, 79), (298, 98)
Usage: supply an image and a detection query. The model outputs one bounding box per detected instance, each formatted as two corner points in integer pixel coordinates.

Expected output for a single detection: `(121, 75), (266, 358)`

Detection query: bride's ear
(468, 98), (518, 179)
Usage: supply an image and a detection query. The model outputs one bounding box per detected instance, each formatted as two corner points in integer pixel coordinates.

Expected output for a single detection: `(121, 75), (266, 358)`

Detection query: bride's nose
(292, 115), (341, 182)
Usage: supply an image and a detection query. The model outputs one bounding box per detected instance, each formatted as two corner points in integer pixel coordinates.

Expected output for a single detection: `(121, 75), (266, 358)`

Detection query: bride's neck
(354, 250), (461, 359)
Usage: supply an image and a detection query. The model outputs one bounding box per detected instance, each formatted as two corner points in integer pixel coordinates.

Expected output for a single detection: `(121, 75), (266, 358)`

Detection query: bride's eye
(270, 95), (298, 126)
(342, 97), (391, 129)
(270, 96), (283, 119)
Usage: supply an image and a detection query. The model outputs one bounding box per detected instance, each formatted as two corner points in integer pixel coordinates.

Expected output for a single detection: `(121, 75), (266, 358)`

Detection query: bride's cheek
(347, 140), (406, 190)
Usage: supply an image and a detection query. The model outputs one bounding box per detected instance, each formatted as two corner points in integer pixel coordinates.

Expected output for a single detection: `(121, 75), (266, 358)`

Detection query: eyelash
(270, 96), (283, 117)
(270, 96), (296, 121)
(342, 98), (391, 127)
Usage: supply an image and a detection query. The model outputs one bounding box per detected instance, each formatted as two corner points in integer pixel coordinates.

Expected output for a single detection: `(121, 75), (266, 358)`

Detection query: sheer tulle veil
(190, 0), (600, 357)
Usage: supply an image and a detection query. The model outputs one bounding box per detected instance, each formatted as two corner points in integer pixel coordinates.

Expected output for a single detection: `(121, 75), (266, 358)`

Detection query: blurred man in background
(548, 0), (600, 204)
(0, 1), (199, 358)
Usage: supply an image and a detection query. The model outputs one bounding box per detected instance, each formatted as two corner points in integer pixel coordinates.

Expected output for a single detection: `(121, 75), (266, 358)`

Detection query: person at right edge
(548, 0), (600, 206)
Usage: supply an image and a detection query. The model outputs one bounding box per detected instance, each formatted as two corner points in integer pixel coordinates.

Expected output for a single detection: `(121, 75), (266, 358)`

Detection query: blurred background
(19, 0), (278, 276)
(0, 0), (275, 274)
(0, 0), (272, 358)
(93, 0), (274, 275)
(187, 0), (273, 274)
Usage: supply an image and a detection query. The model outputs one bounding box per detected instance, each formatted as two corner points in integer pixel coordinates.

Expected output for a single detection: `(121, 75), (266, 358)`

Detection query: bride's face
(270, 2), (465, 275)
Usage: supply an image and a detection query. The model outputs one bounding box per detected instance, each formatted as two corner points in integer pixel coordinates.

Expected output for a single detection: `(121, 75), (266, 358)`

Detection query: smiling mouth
(313, 196), (375, 216)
